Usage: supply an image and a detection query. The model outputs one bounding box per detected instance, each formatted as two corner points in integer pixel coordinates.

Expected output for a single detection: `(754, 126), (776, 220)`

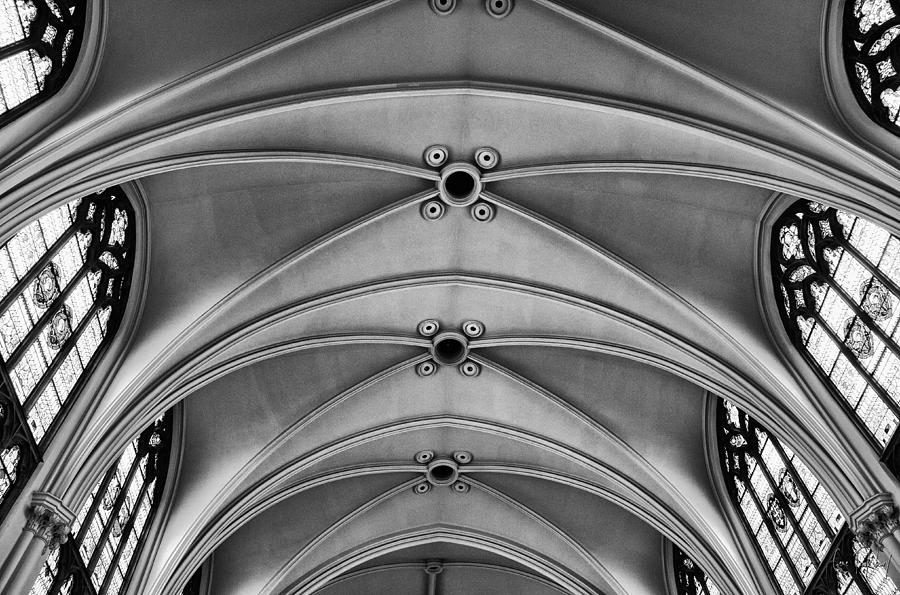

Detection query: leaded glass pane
(0, 0), (85, 124)
(719, 399), (899, 595)
(773, 200), (900, 447)
(845, 0), (900, 132)
(0, 188), (135, 524)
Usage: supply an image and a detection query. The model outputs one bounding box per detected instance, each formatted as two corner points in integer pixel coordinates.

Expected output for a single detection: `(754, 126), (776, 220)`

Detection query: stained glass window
(0, 187), (135, 521)
(30, 411), (172, 595)
(844, 0), (900, 133)
(772, 200), (900, 455)
(672, 545), (721, 595)
(718, 399), (898, 595)
(0, 0), (85, 126)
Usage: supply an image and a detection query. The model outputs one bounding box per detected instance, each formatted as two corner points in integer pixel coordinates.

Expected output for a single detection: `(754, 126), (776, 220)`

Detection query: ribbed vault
(2, 1), (900, 594)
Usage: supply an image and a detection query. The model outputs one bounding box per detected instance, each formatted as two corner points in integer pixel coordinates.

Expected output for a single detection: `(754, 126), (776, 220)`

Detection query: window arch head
(672, 545), (721, 595)
(0, 187), (136, 520)
(844, 0), (900, 132)
(0, 0), (86, 126)
(772, 199), (900, 457)
(717, 399), (897, 594)
(30, 411), (172, 595)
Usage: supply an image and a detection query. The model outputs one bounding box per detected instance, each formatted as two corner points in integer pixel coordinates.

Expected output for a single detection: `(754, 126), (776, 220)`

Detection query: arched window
(29, 411), (172, 595)
(718, 399), (897, 595)
(772, 199), (900, 466)
(844, 0), (900, 133)
(0, 0), (86, 126)
(672, 545), (721, 595)
(0, 188), (135, 520)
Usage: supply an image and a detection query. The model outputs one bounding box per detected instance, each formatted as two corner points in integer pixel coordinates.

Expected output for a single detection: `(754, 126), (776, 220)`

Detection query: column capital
(850, 492), (900, 551)
(23, 492), (76, 554)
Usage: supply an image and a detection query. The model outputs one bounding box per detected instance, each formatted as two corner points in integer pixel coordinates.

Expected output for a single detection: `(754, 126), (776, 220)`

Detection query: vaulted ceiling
(3, 0), (900, 594)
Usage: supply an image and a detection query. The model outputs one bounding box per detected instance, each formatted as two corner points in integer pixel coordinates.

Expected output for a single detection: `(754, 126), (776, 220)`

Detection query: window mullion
(0, 38), (42, 61)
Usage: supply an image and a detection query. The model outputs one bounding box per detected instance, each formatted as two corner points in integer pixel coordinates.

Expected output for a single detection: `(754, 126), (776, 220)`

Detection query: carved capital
(23, 492), (75, 554)
(851, 493), (900, 551)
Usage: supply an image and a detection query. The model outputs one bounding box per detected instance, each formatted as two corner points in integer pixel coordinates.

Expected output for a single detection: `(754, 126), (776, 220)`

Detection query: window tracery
(718, 399), (898, 595)
(29, 411), (172, 595)
(844, 0), (900, 132)
(672, 545), (721, 595)
(772, 199), (900, 467)
(0, 188), (135, 520)
(0, 0), (85, 126)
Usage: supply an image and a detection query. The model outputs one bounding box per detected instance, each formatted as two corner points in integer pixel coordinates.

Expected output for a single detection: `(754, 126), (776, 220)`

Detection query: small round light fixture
(414, 481), (432, 494)
(421, 200), (445, 221)
(431, 331), (469, 366)
(459, 360), (481, 377)
(416, 361), (437, 377)
(462, 320), (484, 338)
(470, 202), (495, 222)
(430, 0), (456, 16)
(418, 319), (440, 337)
(415, 450), (436, 464)
(453, 451), (473, 464)
(452, 481), (470, 494)
(438, 163), (483, 207)
(474, 147), (500, 169)
(485, 0), (513, 18)
(424, 144), (450, 167)
(427, 459), (460, 486)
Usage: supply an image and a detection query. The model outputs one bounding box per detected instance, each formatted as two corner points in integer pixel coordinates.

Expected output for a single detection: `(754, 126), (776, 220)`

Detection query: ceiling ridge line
(481, 160), (862, 206)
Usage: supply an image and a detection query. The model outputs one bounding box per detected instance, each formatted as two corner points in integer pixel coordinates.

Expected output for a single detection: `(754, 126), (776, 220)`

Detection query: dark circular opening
(445, 171), (476, 199)
(430, 464), (455, 482)
(435, 337), (465, 363)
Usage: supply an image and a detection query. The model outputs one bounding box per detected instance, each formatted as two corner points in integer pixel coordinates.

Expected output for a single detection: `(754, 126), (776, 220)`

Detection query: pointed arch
(0, 0), (86, 127)
(29, 410), (172, 595)
(771, 198), (900, 471)
(717, 398), (896, 594)
(0, 186), (136, 521)
(843, 0), (900, 134)
(669, 543), (721, 595)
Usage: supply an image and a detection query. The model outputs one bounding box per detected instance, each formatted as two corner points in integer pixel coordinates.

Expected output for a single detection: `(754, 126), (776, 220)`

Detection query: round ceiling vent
(438, 163), (483, 207)
(431, 331), (469, 366)
(426, 459), (460, 486)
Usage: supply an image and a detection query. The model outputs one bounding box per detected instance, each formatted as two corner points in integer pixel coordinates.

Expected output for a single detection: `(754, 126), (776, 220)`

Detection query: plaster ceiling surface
(7, 0), (900, 594)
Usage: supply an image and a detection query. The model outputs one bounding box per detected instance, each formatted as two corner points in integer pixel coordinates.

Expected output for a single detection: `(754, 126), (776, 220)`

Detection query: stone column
(850, 492), (900, 584)
(424, 560), (443, 595)
(0, 492), (75, 595)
